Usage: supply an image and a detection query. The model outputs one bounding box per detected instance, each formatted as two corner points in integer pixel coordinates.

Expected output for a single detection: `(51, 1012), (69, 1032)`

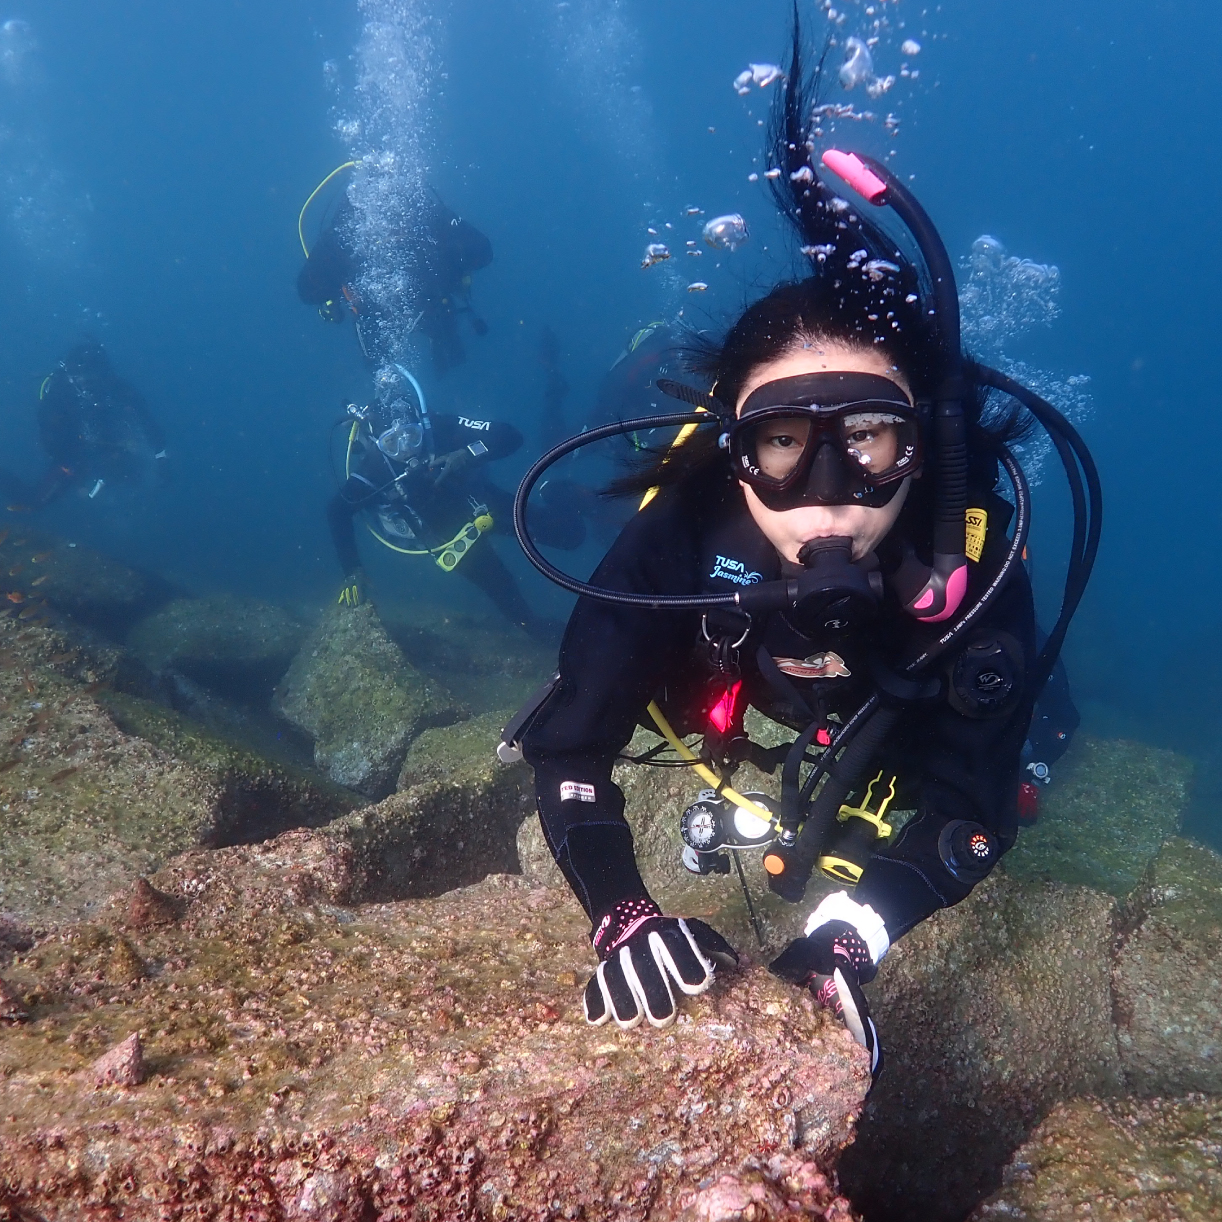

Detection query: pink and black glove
(584, 897), (738, 1030)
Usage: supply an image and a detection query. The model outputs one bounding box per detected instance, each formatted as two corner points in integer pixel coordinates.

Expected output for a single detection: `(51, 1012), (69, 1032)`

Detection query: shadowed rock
(127, 594), (306, 700)
(0, 975), (29, 1021)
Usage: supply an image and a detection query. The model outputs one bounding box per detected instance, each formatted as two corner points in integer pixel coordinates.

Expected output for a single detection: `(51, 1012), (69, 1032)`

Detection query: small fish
(22, 675), (34, 694)
(18, 602), (44, 620)
(6, 592), (25, 604)
(49, 651), (75, 664)
(30, 575), (47, 587)
(31, 551), (52, 563)
(4, 507), (28, 515)
(79, 681), (105, 696)
(0, 759), (19, 773)
(48, 766), (78, 784)
(12, 539), (25, 546)
(0, 529), (8, 546)
(7, 564), (23, 576)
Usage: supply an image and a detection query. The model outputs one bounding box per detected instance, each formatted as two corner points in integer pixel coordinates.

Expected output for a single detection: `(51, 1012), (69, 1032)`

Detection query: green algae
(1003, 735), (1192, 896)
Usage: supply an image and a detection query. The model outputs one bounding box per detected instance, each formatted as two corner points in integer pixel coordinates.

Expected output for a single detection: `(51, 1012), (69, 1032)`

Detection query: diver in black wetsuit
(298, 191), (492, 373)
(2, 341), (167, 510)
(327, 364), (564, 642)
(504, 26), (1100, 1082)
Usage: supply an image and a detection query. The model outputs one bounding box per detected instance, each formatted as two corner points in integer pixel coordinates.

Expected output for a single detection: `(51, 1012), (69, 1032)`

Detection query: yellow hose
(298, 161), (358, 258)
(646, 701), (777, 825)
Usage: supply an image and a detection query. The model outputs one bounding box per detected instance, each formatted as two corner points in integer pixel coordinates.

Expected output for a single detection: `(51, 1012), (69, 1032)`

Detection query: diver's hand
(769, 892), (888, 1082)
(337, 569), (366, 608)
(584, 897), (738, 1030)
(429, 448), (470, 485)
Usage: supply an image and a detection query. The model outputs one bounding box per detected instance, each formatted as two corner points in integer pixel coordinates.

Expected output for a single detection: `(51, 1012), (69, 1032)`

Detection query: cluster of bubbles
(0, 17), (89, 271)
(334, 0), (436, 364)
(958, 235), (1093, 484)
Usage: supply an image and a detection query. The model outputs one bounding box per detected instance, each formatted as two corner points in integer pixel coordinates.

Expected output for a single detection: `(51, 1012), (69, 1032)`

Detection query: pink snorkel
(820, 148), (970, 624)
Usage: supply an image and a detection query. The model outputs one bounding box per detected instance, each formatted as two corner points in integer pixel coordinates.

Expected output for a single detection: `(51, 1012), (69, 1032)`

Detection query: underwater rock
(0, 522), (175, 636)
(1002, 734), (1192, 896)
(1113, 836), (1222, 1096)
(0, 619), (356, 925)
(0, 974), (29, 1021)
(836, 872), (1124, 1222)
(0, 914), (36, 963)
(274, 604), (466, 798)
(0, 836), (867, 1221)
(127, 593), (305, 699)
(91, 1031), (145, 1087)
(328, 714), (532, 903)
(972, 1095), (1222, 1221)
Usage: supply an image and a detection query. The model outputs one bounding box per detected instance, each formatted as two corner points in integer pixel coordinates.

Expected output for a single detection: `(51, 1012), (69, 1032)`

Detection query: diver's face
(737, 341), (913, 563)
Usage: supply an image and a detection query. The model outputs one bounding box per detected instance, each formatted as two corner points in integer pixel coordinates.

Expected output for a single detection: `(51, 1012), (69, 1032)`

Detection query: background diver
(298, 186), (493, 373)
(328, 363), (577, 643)
(505, 24), (1099, 1081)
(1, 340), (168, 511)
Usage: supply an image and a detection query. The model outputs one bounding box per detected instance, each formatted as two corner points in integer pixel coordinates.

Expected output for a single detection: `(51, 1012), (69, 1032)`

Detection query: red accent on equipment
(708, 680), (742, 734)
(817, 728), (832, 747)
(1017, 781), (1040, 825)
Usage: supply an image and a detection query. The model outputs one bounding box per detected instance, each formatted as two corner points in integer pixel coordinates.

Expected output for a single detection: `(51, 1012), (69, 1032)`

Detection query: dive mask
(730, 371), (920, 509)
(376, 417), (425, 461)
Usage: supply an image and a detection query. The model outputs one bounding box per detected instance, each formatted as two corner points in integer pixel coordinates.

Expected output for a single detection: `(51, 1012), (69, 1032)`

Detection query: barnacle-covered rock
(972, 1095), (1222, 1221)
(273, 604), (467, 798)
(0, 833), (867, 1220)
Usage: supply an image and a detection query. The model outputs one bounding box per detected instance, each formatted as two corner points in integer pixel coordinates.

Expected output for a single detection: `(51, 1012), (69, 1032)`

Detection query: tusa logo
(458, 417), (491, 431)
(710, 554), (763, 586)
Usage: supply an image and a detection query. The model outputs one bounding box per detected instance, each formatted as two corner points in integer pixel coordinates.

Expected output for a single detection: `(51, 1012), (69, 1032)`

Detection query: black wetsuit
(22, 355), (166, 508)
(522, 475), (1036, 945)
(299, 196), (492, 372)
(328, 412), (548, 635)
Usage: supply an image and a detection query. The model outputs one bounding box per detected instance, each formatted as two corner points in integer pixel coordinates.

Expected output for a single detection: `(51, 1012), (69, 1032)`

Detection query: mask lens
(839, 412), (912, 476)
(739, 415), (813, 484)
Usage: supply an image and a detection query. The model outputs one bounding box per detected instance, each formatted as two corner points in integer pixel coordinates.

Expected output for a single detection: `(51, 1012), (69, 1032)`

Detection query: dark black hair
(611, 9), (1028, 505)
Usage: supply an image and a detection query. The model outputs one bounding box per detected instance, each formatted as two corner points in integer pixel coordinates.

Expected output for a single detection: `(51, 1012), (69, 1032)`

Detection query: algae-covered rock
(0, 833), (868, 1220)
(0, 619), (356, 926)
(0, 522), (174, 635)
(328, 712), (532, 903)
(127, 594), (305, 698)
(273, 604), (466, 798)
(1113, 836), (1222, 1096)
(837, 871), (1124, 1222)
(1003, 735), (1192, 896)
(972, 1095), (1222, 1221)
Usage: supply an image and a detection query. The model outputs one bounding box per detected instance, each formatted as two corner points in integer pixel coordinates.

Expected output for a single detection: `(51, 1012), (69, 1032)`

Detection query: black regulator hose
(767, 443), (1032, 899)
(512, 410), (744, 610)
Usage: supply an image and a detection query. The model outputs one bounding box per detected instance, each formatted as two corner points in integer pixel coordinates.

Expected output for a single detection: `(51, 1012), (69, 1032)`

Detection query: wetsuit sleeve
(855, 559), (1037, 940)
(327, 477), (376, 576)
(431, 414), (521, 462)
(521, 495), (701, 929)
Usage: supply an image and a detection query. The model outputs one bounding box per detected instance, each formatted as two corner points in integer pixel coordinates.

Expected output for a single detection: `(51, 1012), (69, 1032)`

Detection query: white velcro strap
(804, 890), (890, 966)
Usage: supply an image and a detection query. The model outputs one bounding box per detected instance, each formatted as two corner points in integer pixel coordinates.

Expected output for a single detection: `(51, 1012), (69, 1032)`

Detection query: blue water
(2, 0), (1217, 832)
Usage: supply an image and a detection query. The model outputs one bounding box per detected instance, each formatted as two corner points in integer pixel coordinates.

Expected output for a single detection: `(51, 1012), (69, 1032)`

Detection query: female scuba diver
(504, 24), (1100, 1081)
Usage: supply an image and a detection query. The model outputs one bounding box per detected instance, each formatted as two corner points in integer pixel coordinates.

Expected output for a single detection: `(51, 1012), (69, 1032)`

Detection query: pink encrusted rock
(92, 1032), (145, 1087)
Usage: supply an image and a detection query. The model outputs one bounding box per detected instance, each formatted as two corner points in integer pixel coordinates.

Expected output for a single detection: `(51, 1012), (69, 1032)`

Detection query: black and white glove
(769, 891), (889, 1083)
(584, 897), (738, 1030)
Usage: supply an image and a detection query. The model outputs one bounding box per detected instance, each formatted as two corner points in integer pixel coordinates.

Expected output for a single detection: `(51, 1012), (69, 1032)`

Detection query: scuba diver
(2, 341), (167, 510)
(502, 22), (1100, 1082)
(297, 182), (492, 373)
(591, 320), (681, 429)
(328, 364), (570, 642)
